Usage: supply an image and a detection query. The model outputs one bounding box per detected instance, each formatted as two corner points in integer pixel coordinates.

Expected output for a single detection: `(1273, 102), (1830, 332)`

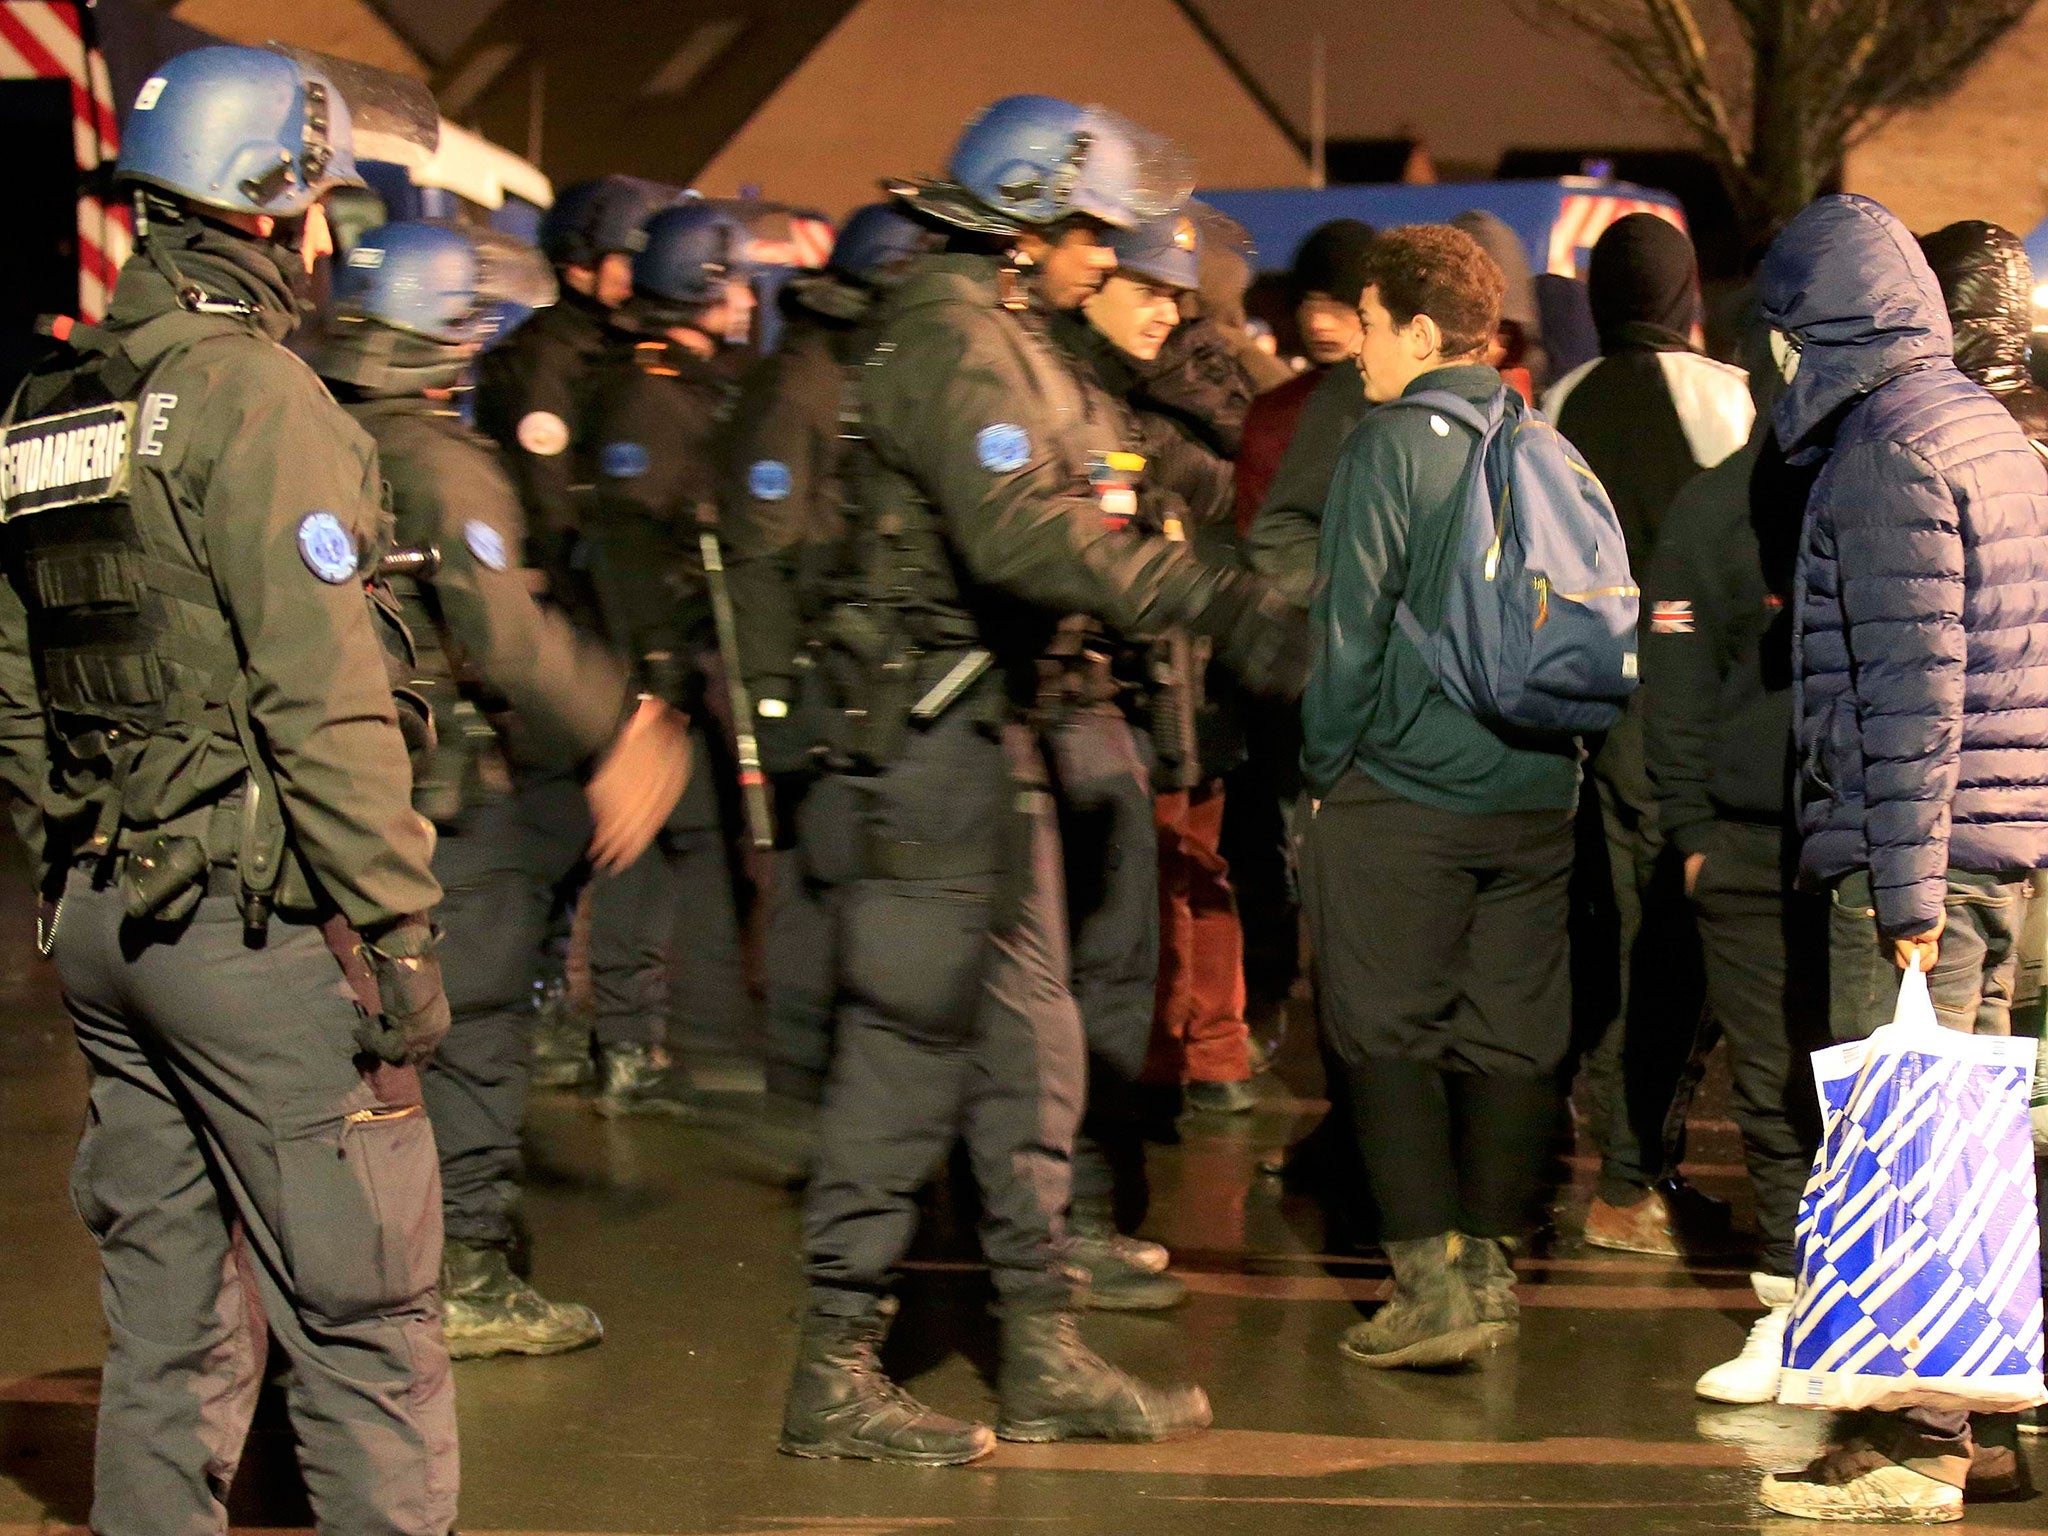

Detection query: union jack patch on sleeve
(1650, 599), (1695, 634)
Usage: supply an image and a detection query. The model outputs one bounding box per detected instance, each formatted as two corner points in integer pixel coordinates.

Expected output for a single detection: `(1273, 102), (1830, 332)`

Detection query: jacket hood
(1453, 210), (1537, 331)
(1917, 219), (2033, 395)
(1759, 194), (1953, 455)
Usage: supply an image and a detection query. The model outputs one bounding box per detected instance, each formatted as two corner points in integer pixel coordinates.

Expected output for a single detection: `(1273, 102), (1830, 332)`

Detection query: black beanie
(1587, 212), (1700, 353)
(1291, 218), (1377, 306)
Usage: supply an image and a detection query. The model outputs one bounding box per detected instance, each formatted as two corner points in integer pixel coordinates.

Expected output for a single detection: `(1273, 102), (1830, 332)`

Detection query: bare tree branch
(1514, 0), (2039, 237)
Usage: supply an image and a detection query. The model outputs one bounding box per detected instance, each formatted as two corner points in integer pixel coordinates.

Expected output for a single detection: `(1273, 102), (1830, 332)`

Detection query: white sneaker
(1697, 1272), (1795, 1405)
(1759, 1463), (1962, 1523)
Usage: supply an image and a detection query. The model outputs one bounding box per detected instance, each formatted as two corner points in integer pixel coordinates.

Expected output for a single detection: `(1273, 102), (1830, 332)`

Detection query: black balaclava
(1588, 212), (1701, 355)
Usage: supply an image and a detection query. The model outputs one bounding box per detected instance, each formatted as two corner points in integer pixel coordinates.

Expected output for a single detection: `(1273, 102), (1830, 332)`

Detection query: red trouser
(1148, 780), (1251, 1084)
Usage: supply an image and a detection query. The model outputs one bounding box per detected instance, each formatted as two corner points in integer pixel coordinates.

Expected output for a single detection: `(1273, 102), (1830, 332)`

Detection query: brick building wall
(1845, 5), (2048, 238)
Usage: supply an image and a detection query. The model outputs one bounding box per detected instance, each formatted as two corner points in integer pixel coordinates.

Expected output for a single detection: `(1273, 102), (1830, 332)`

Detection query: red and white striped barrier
(0, 1), (127, 321)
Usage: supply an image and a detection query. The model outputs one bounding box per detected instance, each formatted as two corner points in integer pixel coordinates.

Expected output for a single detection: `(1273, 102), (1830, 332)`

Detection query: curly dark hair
(1358, 224), (1505, 361)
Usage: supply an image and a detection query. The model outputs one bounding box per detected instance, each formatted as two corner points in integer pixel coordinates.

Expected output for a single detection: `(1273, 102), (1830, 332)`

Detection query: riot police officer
(474, 174), (676, 585)
(578, 200), (758, 1112)
(313, 222), (690, 1356)
(780, 94), (1305, 1466)
(1087, 214), (1262, 1120)
(1037, 206), (1243, 1314)
(722, 202), (938, 1114)
(0, 46), (455, 1534)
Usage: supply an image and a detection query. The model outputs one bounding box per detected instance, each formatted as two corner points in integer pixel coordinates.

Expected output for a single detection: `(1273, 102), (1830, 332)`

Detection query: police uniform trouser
(764, 773), (860, 1103)
(587, 724), (750, 1055)
(423, 770), (593, 1245)
(803, 713), (1084, 1306)
(1045, 707), (1158, 1221)
(56, 867), (457, 1536)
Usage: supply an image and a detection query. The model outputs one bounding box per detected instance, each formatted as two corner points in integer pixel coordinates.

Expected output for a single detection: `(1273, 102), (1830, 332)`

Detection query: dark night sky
(1196, 0), (1685, 168)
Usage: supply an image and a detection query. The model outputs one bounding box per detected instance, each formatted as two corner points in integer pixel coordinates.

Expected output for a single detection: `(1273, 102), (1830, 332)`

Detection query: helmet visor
(1066, 108), (1195, 227)
(470, 226), (559, 312)
(271, 45), (438, 172)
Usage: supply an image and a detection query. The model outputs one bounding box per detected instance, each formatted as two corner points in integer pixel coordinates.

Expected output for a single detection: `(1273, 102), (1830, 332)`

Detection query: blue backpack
(1389, 387), (1639, 736)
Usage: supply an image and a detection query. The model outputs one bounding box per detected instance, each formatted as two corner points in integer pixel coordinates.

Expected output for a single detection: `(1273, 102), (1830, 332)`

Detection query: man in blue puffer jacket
(1756, 193), (2048, 1523)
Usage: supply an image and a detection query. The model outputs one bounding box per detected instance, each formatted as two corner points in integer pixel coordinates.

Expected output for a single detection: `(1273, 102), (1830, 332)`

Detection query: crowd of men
(5, 36), (2048, 1535)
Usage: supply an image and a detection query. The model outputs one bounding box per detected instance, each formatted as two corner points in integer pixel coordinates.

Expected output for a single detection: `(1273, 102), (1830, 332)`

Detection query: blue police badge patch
(296, 511), (357, 584)
(464, 519), (510, 572)
(748, 458), (793, 502)
(601, 440), (650, 479)
(975, 422), (1031, 474)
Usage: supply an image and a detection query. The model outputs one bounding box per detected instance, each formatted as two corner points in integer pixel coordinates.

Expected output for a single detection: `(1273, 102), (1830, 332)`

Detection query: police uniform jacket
(0, 225), (439, 930)
(579, 329), (728, 701)
(474, 288), (610, 575)
(721, 288), (863, 709)
(339, 392), (631, 798)
(850, 252), (1259, 703)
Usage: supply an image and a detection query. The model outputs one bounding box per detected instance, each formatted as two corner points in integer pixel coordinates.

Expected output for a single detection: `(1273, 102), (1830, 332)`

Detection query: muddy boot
(529, 976), (592, 1089)
(593, 1043), (703, 1120)
(1455, 1233), (1521, 1332)
(1068, 1205), (1184, 1311)
(778, 1295), (994, 1465)
(1340, 1233), (1504, 1369)
(995, 1303), (1211, 1443)
(440, 1239), (603, 1360)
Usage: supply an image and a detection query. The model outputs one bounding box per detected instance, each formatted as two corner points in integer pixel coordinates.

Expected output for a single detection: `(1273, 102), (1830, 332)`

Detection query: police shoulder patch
(297, 512), (358, 584)
(464, 519), (511, 572)
(516, 409), (570, 458)
(975, 422), (1031, 474)
(748, 458), (793, 502)
(601, 440), (650, 479)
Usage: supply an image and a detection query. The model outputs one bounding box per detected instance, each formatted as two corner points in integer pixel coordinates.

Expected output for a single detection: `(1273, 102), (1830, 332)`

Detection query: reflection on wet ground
(1, 862), (2042, 1534)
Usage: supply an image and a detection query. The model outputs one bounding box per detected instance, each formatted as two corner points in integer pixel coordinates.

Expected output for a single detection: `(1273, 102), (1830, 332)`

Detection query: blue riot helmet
(117, 44), (436, 218)
(827, 203), (940, 285)
(891, 94), (1195, 236)
(539, 176), (679, 270)
(315, 222), (491, 394)
(630, 201), (753, 314)
(1108, 207), (1202, 292)
(333, 222), (483, 343)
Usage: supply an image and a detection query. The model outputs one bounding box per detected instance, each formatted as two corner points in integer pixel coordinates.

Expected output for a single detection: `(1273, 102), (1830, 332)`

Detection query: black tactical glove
(1199, 570), (1312, 699)
(358, 917), (451, 1066)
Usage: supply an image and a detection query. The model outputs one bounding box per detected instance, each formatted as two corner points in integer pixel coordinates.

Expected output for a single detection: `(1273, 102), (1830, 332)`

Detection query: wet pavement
(3, 861), (2045, 1534)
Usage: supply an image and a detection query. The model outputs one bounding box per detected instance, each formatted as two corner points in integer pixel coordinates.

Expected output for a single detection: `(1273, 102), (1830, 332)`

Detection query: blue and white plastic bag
(1779, 960), (2046, 1413)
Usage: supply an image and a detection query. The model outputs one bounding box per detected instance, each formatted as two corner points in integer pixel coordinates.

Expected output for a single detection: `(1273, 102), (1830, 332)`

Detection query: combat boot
(1068, 1205), (1185, 1311)
(995, 1303), (1211, 1443)
(529, 976), (592, 1090)
(593, 1042), (703, 1120)
(440, 1239), (603, 1360)
(1455, 1233), (1522, 1332)
(779, 1295), (995, 1465)
(1340, 1233), (1506, 1369)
